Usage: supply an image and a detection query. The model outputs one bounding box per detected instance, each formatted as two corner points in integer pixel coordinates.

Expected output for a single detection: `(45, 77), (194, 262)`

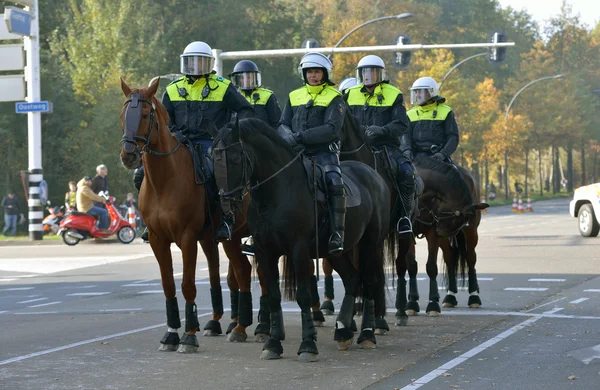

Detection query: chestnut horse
(119, 77), (260, 352)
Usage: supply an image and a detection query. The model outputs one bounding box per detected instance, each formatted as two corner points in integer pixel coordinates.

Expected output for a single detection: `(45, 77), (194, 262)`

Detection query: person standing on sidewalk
(1, 191), (20, 236)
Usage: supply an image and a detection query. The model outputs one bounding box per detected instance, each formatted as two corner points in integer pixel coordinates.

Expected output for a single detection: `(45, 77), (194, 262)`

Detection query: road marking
(173, 272), (183, 277)
(525, 297), (566, 312)
(504, 287), (548, 292)
(543, 307), (564, 315)
(528, 278), (566, 282)
(570, 298), (589, 304)
(67, 292), (111, 296)
(584, 289), (600, 292)
(17, 297), (48, 304)
(64, 285), (98, 289)
(0, 278), (16, 282)
(0, 312), (214, 366)
(98, 308), (143, 312)
(0, 254), (153, 275)
(137, 290), (165, 294)
(199, 267), (209, 271)
(400, 316), (540, 389)
(15, 312), (58, 315)
(0, 311), (7, 314)
(0, 287), (35, 291)
(131, 279), (155, 284)
(28, 301), (62, 308)
(122, 283), (161, 287)
(478, 278), (495, 281)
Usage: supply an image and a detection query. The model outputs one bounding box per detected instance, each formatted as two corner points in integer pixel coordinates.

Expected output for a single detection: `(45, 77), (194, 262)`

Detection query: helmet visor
(410, 88), (433, 105)
(180, 55), (214, 76)
(357, 67), (386, 87)
(231, 72), (261, 90)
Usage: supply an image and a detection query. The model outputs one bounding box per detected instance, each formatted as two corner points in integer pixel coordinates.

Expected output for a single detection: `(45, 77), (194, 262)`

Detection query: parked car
(569, 183), (600, 237)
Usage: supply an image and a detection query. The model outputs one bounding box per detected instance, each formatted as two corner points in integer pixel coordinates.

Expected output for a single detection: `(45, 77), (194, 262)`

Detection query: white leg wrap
(168, 327), (179, 333)
(470, 291), (479, 296)
(446, 291), (456, 296)
(336, 321), (345, 329)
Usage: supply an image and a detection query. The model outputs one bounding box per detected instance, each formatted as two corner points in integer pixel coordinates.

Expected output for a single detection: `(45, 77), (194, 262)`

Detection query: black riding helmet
(229, 60), (261, 91)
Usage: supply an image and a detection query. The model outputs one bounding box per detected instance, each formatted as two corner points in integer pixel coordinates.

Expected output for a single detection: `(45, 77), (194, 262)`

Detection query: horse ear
(147, 77), (160, 97)
(475, 203), (490, 210)
(461, 204), (475, 216)
(120, 77), (132, 97)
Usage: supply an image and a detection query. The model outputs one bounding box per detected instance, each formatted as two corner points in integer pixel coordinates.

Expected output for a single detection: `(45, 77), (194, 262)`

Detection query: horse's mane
(414, 155), (473, 205)
(238, 118), (296, 155)
(342, 109), (365, 143)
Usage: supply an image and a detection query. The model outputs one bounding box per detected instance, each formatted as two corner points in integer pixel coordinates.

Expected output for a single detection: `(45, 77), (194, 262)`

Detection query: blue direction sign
(15, 101), (53, 114)
(4, 7), (32, 36)
(38, 180), (48, 205)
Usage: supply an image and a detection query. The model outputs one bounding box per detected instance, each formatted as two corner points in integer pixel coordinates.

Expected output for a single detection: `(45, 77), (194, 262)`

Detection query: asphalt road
(0, 198), (599, 390)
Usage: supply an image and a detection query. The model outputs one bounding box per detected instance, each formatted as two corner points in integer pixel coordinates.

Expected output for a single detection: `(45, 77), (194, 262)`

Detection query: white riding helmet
(356, 55), (387, 87)
(338, 77), (358, 92)
(297, 52), (333, 84)
(410, 77), (439, 105)
(180, 41), (215, 76)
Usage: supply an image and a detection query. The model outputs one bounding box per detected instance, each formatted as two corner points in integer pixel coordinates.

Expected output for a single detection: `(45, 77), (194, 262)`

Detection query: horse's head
(424, 196), (488, 238)
(119, 77), (161, 169)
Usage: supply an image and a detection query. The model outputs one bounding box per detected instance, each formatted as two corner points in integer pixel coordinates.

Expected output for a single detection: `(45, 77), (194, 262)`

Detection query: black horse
(212, 118), (392, 361)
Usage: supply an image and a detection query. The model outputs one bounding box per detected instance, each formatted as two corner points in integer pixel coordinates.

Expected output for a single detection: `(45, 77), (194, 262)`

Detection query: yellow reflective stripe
(345, 84), (402, 107)
(406, 104), (452, 121)
(166, 74), (230, 102)
(241, 88), (272, 105)
(289, 86), (341, 107)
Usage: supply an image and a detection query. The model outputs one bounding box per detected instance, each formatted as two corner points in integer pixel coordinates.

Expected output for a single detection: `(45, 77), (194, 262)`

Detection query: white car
(569, 183), (600, 237)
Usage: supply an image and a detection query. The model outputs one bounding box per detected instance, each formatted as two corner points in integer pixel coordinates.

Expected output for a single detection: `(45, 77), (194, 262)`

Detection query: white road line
(525, 297), (567, 312)
(478, 278), (495, 281)
(401, 316), (541, 389)
(14, 312), (58, 315)
(122, 283), (161, 287)
(0, 312), (213, 366)
(64, 285), (98, 289)
(584, 289), (600, 292)
(137, 290), (165, 294)
(0, 278), (16, 282)
(199, 267), (209, 271)
(173, 272), (183, 277)
(98, 308), (143, 312)
(543, 307), (564, 315)
(131, 279), (155, 284)
(0, 311), (7, 314)
(570, 298), (589, 304)
(28, 301), (62, 308)
(17, 297), (48, 304)
(504, 287), (548, 292)
(0, 287), (35, 291)
(528, 278), (566, 282)
(67, 292), (111, 296)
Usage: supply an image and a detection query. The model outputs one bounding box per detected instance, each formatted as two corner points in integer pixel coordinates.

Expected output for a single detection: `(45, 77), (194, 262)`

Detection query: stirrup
(396, 216), (413, 235)
(215, 222), (232, 241)
(328, 232), (344, 254)
(240, 237), (255, 256)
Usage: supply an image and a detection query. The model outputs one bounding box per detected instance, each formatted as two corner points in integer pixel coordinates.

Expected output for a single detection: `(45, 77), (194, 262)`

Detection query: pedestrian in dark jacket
(2, 191), (20, 236)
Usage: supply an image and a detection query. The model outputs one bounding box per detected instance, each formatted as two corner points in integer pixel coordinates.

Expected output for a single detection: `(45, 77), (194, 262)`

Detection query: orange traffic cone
(525, 196), (533, 212)
(480, 196), (488, 213)
(517, 196), (524, 214)
(128, 206), (137, 228)
(511, 197), (518, 212)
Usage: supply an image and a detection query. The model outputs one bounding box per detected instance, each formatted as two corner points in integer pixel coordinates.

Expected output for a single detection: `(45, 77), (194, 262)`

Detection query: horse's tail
(384, 229), (399, 288)
(447, 230), (468, 287)
(282, 255), (296, 301)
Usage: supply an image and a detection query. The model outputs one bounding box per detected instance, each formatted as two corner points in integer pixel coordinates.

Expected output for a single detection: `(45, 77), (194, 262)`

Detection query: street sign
(0, 44), (24, 71)
(0, 74), (25, 102)
(0, 13), (21, 39)
(15, 101), (53, 113)
(4, 6), (32, 36)
(38, 180), (48, 205)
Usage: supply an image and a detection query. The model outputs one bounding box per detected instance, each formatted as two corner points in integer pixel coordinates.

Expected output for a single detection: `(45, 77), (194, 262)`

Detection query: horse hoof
(468, 295), (482, 308)
(320, 300), (335, 315)
(177, 343), (199, 353)
(254, 333), (269, 343)
(406, 310), (418, 316)
(337, 339), (353, 351)
(203, 329), (220, 337)
(426, 301), (442, 316)
(395, 316), (409, 326)
(427, 311), (441, 317)
(469, 302), (481, 308)
(158, 343), (178, 352)
(358, 340), (376, 350)
(260, 350), (281, 360)
(443, 294), (458, 308)
(226, 331), (248, 342)
(298, 352), (318, 362)
(442, 302), (456, 308)
(374, 328), (387, 336)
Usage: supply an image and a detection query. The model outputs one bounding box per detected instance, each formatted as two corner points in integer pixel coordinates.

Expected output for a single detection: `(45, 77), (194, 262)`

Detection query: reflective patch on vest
(338, 103), (344, 115)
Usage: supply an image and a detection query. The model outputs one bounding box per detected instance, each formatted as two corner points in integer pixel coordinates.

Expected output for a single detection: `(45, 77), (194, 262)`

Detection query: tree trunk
(567, 142), (573, 192)
(593, 150), (598, 183)
(525, 148), (529, 196)
(581, 140), (586, 186)
(539, 149), (543, 196)
(553, 145), (561, 193)
(485, 150), (489, 200)
(504, 149), (509, 200)
(498, 165), (503, 189)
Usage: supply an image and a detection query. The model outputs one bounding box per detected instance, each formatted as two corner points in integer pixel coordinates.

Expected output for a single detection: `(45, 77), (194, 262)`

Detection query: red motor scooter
(58, 193), (136, 246)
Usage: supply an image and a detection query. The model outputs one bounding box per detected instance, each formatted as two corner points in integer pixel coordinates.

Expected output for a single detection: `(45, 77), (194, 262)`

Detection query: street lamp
(330, 13), (414, 58)
(438, 52), (487, 90)
(148, 73), (181, 87)
(502, 74), (564, 200)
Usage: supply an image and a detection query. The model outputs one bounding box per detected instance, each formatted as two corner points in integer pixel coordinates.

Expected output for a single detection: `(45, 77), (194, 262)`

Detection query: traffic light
(394, 34), (411, 69)
(488, 30), (507, 64)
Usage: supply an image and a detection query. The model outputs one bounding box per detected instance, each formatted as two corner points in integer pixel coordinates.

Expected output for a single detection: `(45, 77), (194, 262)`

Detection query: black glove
(277, 125), (297, 146)
(432, 152), (446, 161)
(365, 125), (385, 139)
(403, 150), (414, 161)
(293, 132), (304, 144)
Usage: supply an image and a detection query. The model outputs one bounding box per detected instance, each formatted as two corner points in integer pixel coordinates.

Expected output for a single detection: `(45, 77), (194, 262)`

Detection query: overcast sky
(497, 0), (599, 29)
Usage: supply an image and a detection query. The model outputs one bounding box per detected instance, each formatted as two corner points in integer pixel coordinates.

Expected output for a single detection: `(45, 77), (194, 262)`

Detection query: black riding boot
(397, 164), (415, 235)
(328, 194), (346, 254)
(133, 167), (149, 242)
(215, 213), (234, 242)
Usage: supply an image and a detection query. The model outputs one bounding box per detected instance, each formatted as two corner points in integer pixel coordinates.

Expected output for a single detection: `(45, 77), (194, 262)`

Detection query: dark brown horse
(119, 77), (261, 352)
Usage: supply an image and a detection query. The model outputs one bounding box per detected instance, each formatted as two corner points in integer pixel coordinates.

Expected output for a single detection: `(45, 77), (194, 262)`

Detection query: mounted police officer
(402, 77), (459, 163)
(229, 60), (281, 129)
(344, 55), (414, 234)
(279, 52), (347, 254)
(134, 41), (254, 242)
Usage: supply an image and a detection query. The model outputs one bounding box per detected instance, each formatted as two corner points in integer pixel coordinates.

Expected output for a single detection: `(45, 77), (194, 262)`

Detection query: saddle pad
(342, 172), (361, 208)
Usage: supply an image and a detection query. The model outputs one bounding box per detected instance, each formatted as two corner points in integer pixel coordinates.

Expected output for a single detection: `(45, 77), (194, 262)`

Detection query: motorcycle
(58, 193), (136, 246)
(43, 202), (66, 235)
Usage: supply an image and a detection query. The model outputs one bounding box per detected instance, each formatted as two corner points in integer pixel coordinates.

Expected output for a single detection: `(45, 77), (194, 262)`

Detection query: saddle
(300, 156), (361, 208)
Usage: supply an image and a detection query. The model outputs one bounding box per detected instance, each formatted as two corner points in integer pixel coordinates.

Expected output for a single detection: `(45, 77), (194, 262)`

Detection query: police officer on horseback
(402, 77), (459, 163)
(134, 41), (254, 242)
(344, 55), (414, 234)
(229, 60), (281, 129)
(279, 52), (347, 254)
